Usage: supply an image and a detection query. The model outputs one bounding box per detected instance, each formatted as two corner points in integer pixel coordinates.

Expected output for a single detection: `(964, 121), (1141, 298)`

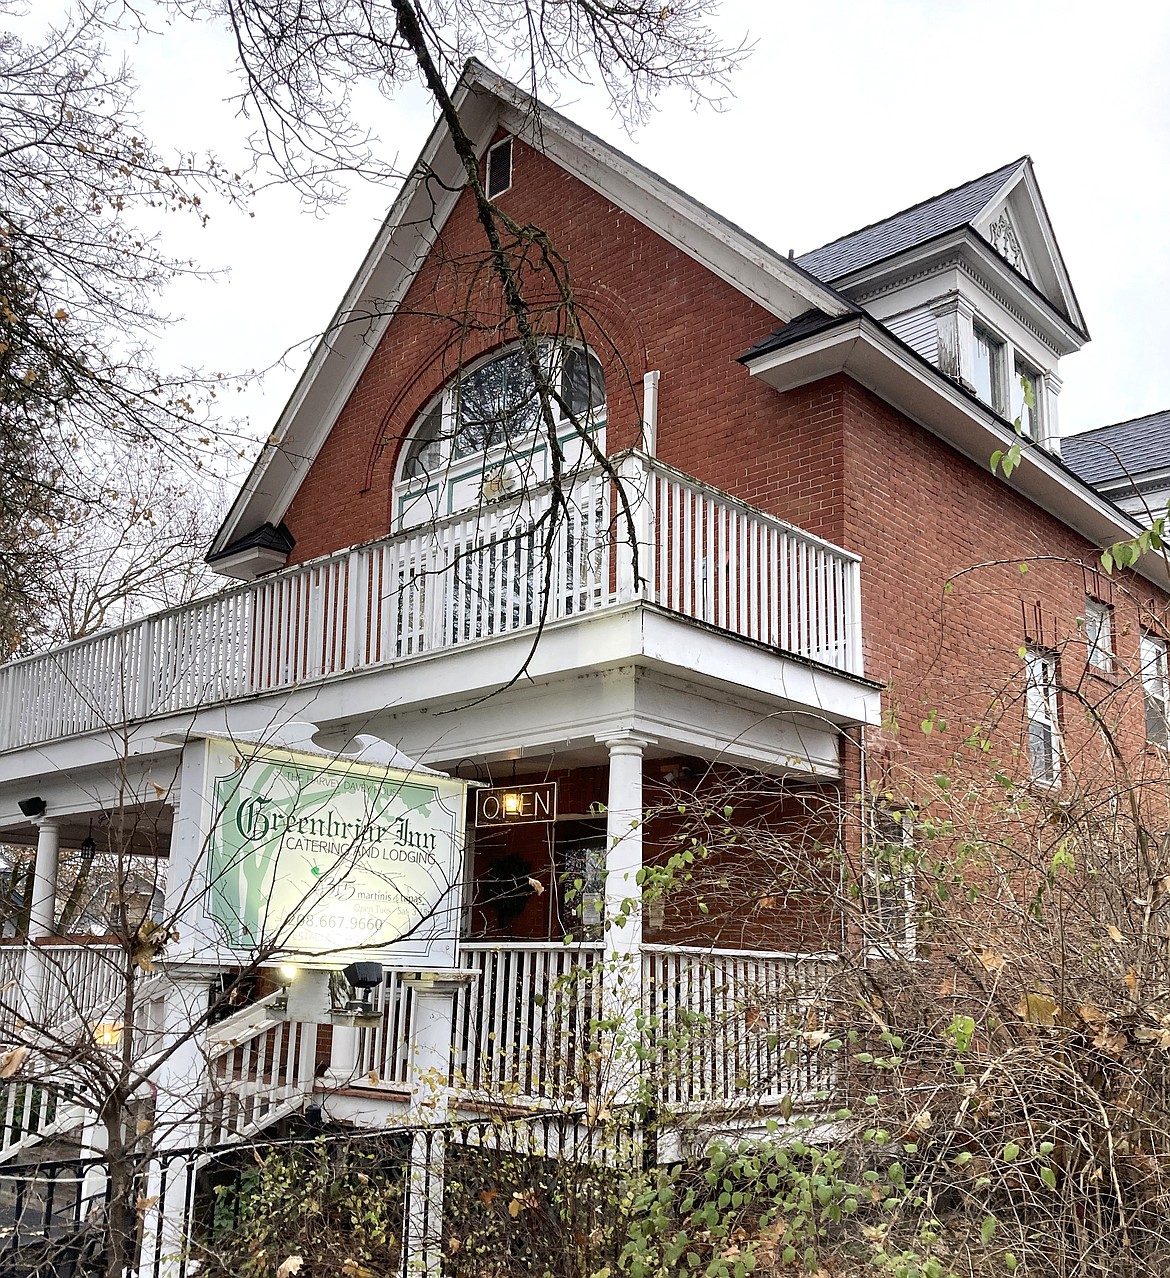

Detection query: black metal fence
(0, 1111), (635, 1278)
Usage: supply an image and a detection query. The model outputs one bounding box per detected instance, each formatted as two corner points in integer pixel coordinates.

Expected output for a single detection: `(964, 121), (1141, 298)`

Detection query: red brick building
(0, 61), (1166, 1160)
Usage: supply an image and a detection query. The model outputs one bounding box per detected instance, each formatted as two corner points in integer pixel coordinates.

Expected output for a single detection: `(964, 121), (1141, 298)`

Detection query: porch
(0, 936), (840, 1157)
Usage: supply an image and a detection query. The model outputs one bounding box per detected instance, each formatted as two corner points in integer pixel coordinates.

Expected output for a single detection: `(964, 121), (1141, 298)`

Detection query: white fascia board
(746, 321), (1168, 591)
(1002, 165), (1085, 334)
(485, 86), (849, 323)
(211, 84), (498, 560)
(969, 159), (1085, 332)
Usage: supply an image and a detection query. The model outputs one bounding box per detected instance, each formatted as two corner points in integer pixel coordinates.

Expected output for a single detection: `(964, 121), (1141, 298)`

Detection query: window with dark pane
(486, 137), (512, 199)
(454, 347), (544, 459)
(403, 400), (443, 479)
(400, 343), (606, 481)
(561, 348), (605, 418)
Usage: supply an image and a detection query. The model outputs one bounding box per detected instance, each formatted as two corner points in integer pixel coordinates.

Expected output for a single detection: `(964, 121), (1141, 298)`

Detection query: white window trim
(1141, 632), (1170, 749)
(1012, 354), (1042, 442)
(1024, 647), (1061, 786)
(1084, 598), (1114, 674)
(973, 322), (1007, 416)
(863, 807), (916, 959)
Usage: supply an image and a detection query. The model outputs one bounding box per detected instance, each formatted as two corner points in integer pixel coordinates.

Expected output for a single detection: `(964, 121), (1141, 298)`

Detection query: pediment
(971, 162), (1084, 332)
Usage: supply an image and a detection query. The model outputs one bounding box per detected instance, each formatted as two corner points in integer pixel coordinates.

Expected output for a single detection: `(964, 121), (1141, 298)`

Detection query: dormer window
(1012, 358), (1041, 440)
(972, 325), (1005, 414)
(395, 342), (606, 528)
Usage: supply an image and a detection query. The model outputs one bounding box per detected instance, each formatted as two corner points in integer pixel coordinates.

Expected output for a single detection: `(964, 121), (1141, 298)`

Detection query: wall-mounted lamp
(331, 961), (384, 1027)
(80, 836), (97, 857)
(278, 963), (298, 985)
(93, 1022), (123, 1048)
(502, 791), (523, 815)
(18, 797), (46, 818)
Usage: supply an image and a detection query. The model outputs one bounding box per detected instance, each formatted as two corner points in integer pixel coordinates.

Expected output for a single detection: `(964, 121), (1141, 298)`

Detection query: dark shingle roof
(1062, 412), (1170, 488)
(796, 158), (1027, 283)
(738, 309), (856, 364)
(207, 520), (295, 564)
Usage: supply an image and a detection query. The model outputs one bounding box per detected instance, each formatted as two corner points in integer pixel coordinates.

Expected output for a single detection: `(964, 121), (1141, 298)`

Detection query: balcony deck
(0, 454), (870, 761)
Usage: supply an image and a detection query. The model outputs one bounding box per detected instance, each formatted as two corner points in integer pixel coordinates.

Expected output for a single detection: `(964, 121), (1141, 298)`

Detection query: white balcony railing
(0, 455), (862, 753)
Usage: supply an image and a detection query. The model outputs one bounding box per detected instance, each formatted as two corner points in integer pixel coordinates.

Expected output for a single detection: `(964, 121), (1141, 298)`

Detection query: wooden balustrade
(0, 456), (862, 752)
(203, 993), (315, 1144)
(642, 945), (840, 1108)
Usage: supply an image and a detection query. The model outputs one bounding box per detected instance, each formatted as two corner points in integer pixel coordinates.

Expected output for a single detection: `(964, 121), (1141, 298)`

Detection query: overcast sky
(123, 0), (1170, 462)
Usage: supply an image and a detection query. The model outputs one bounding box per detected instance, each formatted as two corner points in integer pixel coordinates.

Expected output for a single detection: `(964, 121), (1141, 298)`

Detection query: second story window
(1012, 358), (1041, 440)
(1084, 598), (1113, 673)
(1141, 633), (1170, 748)
(396, 342), (606, 529)
(1025, 648), (1060, 784)
(973, 325), (1005, 414)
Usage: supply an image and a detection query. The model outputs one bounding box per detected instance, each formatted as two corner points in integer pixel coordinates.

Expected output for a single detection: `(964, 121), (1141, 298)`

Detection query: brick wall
(281, 136), (844, 559)
(838, 378), (1165, 813)
(279, 132), (1167, 812)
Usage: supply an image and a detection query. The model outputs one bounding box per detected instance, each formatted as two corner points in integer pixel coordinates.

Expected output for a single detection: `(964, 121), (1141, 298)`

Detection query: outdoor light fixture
(18, 797), (46, 818)
(278, 963), (298, 984)
(503, 791), (523, 815)
(93, 1022), (123, 1048)
(331, 961), (385, 1027)
(80, 836), (97, 856)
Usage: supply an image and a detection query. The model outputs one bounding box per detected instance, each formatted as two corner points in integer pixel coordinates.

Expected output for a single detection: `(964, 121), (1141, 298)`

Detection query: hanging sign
(475, 782), (558, 827)
(200, 738), (465, 966)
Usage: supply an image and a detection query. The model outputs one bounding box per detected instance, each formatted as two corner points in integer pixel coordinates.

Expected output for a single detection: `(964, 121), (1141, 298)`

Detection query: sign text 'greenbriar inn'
(204, 740), (465, 964)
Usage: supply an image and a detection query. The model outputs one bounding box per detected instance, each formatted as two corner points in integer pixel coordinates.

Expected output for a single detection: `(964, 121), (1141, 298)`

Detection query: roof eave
(827, 227), (1088, 352)
(742, 319), (1164, 591)
(209, 69), (493, 562)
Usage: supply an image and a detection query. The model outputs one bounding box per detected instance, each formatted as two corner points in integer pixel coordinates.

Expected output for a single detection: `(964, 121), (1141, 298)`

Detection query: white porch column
(138, 962), (217, 1278)
(22, 818), (60, 1024)
(328, 1023), (361, 1084)
(28, 817), (60, 938)
(400, 970), (476, 1278)
(597, 732), (654, 1103)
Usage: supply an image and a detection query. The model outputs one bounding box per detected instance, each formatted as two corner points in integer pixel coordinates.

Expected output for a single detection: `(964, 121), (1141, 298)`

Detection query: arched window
(395, 343), (605, 528)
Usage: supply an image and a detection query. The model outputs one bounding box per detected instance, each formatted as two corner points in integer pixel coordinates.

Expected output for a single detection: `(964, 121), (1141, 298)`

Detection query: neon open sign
(475, 782), (558, 826)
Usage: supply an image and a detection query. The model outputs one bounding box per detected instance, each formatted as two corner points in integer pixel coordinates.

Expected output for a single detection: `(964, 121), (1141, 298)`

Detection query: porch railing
(0, 455), (862, 752)
(0, 941), (137, 1038)
(355, 942), (835, 1110)
(359, 942), (604, 1106)
(203, 992), (316, 1144)
(642, 945), (840, 1108)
